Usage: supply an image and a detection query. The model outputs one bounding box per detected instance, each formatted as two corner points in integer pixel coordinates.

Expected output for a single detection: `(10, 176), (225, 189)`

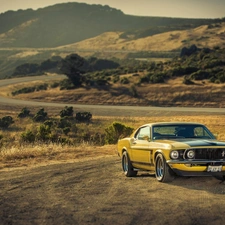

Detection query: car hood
(155, 139), (225, 149)
(178, 139), (225, 147)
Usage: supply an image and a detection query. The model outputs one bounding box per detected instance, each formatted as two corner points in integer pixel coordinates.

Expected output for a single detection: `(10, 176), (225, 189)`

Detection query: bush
(183, 76), (195, 85)
(63, 127), (71, 135)
(105, 122), (134, 144)
(59, 79), (75, 90)
(0, 116), (14, 129)
(190, 70), (210, 80)
(76, 112), (92, 122)
(50, 82), (60, 88)
(33, 108), (48, 122)
(12, 87), (36, 96)
(21, 130), (35, 143)
(60, 106), (74, 118)
(112, 75), (120, 83)
(58, 118), (72, 129)
(149, 73), (165, 83)
(120, 77), (130, 84)
(36, 124), (51, 141)
(18, 107), (30, 118)
(35, 83), (48, 91)
(44, 120), (54, 128)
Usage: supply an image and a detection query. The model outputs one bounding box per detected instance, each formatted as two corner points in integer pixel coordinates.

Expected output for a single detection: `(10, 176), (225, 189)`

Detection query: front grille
(185, 148), (225, 160)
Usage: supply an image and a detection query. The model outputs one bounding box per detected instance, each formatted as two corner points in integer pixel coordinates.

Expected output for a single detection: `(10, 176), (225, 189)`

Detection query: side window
(135, 126), (150, 140)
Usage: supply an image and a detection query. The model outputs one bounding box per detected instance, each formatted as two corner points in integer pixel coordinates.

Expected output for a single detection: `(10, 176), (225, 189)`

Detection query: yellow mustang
(117, 122), (225, 182)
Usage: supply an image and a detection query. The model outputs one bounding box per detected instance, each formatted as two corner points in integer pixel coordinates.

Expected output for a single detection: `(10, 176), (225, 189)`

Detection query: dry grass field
(3, 76), (225, 108)
(1, 109), (225, 170)
(58, 22), (225, 52)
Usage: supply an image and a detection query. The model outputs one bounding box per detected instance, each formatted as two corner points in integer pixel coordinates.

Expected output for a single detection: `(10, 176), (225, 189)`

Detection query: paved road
(1, 75), (225, 116)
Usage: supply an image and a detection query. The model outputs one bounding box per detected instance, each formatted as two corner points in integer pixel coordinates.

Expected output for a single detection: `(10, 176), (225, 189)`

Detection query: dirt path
(0, 155), (225, 225)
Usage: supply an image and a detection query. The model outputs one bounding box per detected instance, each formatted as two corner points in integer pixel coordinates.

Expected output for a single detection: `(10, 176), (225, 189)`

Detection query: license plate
(207, 165), (222, 172)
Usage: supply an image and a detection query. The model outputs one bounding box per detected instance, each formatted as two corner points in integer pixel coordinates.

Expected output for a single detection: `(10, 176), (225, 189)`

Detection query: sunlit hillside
(58, 22), (225, 52)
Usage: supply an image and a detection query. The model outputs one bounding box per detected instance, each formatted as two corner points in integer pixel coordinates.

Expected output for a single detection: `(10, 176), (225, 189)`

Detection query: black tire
(155, 153), (175, 183)
(122, 151), (137, 177)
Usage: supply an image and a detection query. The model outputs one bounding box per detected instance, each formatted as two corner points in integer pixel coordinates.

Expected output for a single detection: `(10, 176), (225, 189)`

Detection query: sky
(0, 0), (225, 19)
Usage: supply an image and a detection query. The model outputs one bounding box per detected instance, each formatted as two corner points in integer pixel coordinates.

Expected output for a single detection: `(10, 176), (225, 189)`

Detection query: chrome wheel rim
(156, 157), (164, 179)
(122, 154), (128, 172)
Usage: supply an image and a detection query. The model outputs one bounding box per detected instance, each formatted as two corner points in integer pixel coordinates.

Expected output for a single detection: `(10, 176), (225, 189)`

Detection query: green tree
(60, 54), (86, 87)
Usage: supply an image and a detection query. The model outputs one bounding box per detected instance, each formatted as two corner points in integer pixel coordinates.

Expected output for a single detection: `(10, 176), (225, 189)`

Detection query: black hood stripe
(177, 139), (225, 147)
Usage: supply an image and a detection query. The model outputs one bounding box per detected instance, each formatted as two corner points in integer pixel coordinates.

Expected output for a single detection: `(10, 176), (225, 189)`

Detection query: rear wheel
(155, 153), (175, 182)
(122, 151), (137, 177)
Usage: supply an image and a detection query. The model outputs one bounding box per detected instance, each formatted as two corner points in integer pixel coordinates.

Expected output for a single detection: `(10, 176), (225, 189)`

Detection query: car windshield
(152, 124), (215, 140)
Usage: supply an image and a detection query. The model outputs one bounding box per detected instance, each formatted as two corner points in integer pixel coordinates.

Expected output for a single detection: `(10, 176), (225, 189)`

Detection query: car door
(130, 126), (151, 164)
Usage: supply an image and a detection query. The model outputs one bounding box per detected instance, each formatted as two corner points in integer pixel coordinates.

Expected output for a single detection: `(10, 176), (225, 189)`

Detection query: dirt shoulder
(1, 155), (225, 225)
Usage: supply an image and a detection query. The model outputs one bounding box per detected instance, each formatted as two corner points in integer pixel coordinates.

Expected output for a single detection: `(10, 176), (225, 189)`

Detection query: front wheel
(155, 153), (175, 183)
(122, 151), (137, 177)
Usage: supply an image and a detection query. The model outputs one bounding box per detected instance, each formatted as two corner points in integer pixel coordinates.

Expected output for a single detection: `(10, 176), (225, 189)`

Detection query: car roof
(141, 122), (204, 127)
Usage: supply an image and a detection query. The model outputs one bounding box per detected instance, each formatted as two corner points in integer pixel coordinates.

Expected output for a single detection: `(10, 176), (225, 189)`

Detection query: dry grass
(58, 23), (225, 52)
(1, 113), (225, 170)
(9, 77), (225, 108)
(0, 143), (116, 171)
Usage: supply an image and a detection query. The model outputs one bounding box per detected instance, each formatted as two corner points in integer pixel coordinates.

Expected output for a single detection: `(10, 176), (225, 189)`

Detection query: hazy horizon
(1, 0), (225, 19)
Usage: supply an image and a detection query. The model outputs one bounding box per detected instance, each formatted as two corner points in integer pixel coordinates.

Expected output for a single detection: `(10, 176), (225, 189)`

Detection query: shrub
(183, 76), (195, 85)
(58, 118), (72, 129)
(12, 87), (36, 96)
(120, 77), (130, 84)
(18, 107), (30, 118)
(112, 75), (120, 83)
(149, 73), (164, 83)
(35, 83), (48, 91)
(36, 124), (51, 141)
(59, 79), (75, 90)
(190, 70), (210, 80)
(50, 82), (60, 88)
(0, 116), (14, 129)
(21, 130), (35, 143)
(76, 112), (92, 122)
(60, 106), (74, 118)
(139, 75), (150, 83)
(105, 122), (134, 144)
(33, 108), (48, 122)
(44, 120), (54, 128)
(63, 127), (71, 135)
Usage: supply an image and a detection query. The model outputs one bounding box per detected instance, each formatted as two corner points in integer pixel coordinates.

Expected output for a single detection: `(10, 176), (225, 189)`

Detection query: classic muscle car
(117, 122), (225, 182)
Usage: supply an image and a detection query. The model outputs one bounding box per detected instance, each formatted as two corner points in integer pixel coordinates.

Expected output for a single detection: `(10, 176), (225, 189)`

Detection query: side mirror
(130, 137), (136, 144)
(143, 135), (151, 142)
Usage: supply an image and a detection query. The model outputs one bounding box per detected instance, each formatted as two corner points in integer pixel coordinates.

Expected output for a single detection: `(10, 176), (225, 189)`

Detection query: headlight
(187, 150), (195, 159)
(170, 151), (179, 159)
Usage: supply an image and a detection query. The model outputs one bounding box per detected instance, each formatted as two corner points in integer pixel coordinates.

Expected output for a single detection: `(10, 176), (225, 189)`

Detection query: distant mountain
(0, 2), (221, 48)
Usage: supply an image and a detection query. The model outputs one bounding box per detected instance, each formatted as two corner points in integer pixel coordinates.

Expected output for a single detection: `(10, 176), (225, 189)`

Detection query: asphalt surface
(1, 75), (225, 116)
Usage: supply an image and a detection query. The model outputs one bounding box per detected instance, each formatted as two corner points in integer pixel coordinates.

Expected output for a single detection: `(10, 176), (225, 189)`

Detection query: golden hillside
(58, 22), (225, 52)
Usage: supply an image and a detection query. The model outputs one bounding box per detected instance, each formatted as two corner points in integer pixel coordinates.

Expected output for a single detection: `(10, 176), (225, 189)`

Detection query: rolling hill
(58, 22), (225, 52)
(0, 2), (221, 48)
